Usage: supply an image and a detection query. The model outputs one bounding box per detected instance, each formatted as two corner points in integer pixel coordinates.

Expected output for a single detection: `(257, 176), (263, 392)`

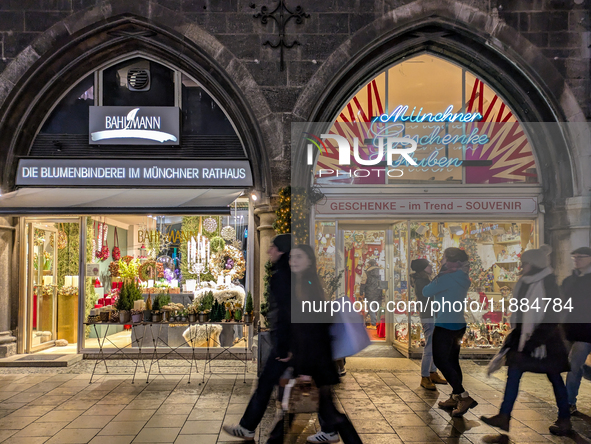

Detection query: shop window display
(399, 221), (535, 353)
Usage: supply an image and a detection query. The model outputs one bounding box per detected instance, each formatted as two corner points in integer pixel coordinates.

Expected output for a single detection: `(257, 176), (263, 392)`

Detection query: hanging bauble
(221, 226), (235, 242)
(232, 239), (242, 250)
(203, 217), (218, 234)
(34, 228), (45, 247)
(50, 230), (67, 250)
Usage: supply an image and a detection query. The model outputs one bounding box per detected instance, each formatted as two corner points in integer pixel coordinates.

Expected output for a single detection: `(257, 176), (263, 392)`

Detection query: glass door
(24, 218), (81, 353)
(27, 222), (58, 352)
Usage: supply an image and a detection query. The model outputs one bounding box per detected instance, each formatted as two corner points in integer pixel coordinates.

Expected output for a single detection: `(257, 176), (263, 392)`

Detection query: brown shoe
(438, 394), (458, 409)
(430, 372), (448, 385)
(452, 395), (478, 417)
(420, 377), (436, 391)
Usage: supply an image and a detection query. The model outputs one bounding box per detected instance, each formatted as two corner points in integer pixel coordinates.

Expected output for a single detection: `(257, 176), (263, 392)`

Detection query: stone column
(254, 205), (276, 325)
(0, 216), (17, 357)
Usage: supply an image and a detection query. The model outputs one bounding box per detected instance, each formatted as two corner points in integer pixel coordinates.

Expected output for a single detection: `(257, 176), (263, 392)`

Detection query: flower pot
(198, 313), (209, 323)
(119, 310), (131, 323)
(244, 313), (252, 324)
(152, 313), (162, 323)
(131, 313), (142, 323)
(188, 314), (197, 323)
(180, 316), (187, 322)
(143, 310), (152, 322)
(100, 311), (110, 323)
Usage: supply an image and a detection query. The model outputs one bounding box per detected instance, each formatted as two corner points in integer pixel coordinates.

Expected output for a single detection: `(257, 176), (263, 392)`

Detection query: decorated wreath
(138, 260), (165, 281)
(210, 245), (245, 281)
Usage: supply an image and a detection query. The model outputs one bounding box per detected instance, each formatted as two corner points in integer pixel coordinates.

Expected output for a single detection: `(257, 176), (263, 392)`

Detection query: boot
(430, 372), (448, 384)
(549, 418), (573, 436)
(480, 413), (510, 432)
(452, 394), (478, 417)
(420, 377), (436, 391)
(438, 394), (458, 409)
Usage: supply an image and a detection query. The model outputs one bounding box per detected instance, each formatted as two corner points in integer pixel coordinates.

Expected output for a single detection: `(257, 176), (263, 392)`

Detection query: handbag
(112, 228), (121, 261)
(330, 296), (371, 359)
(281, 377), (319, 413)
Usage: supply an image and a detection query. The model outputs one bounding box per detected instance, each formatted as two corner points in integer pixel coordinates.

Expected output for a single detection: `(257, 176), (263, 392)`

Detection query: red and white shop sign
(315, 197), (538, 215)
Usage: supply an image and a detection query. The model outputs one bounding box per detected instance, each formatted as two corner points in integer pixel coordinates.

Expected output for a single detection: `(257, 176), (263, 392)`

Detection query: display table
(84, 321), (252, 384)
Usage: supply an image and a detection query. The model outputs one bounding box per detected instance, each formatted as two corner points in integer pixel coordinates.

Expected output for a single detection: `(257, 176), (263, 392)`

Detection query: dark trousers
(500, 366), (570, 419)
(266, 386), (362, 444)
(433, 326), (466, 395)
(240, 353), (289, 432)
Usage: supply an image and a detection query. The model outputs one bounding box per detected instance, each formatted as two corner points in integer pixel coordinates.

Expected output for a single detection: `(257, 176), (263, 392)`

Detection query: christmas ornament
(221, 226), (236, 241)
(203, 217), (217, 234)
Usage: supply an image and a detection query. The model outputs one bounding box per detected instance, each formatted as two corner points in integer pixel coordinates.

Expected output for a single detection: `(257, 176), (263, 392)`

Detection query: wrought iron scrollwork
(254, 0), (310, 71)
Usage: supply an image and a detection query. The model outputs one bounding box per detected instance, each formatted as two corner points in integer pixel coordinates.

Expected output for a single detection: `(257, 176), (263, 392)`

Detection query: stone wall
(0, 0), (589, 191)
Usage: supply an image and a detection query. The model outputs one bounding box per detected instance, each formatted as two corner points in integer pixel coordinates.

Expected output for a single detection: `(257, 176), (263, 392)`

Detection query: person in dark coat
(562, 246), (591, 415)
(360, 259), (382, 327)
(410, 258), (447, 391)
(290, 244), (362, 444)
(223, 234), (292, 441)
(482, 245), (572, 436)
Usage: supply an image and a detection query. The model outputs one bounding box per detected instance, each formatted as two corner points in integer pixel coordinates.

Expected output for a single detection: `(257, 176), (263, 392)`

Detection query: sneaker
(438, 394), (458, 409)
(452, 395), (478, 417)
(420, 376), (436, 391)
(549, 418), (573, 436)
(222, 424), (255, 440)
(307, 431), (340, 443)
(430, 372), (448, 385)
(569, 404), (578, 416)
(480, 413), (510, 432)
(338, 365), (347, 377)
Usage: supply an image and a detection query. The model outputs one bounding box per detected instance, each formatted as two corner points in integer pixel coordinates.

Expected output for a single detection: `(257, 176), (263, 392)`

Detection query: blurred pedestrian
(360, 259), (382, 328)
(423, 247), (477, 416)
(291, 245), (362, 444)
(223, 234), (292, 441)
(481, 245), (572, 436)
(562, 246), (591, 416)
(410, 258), (447, 391)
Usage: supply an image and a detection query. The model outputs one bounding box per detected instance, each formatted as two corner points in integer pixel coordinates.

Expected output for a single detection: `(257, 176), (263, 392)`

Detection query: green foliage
(116, 283), (133, 311)
(209, 236), (225, 253)
(319, 269), (344, 299)
(152, 292), (170, 312)
(225, 308), (232, 321)
(85, 219), (97, 338)
(273, 186), (291, 234)
(57, 223), (80, 288)
(200, 271), (214, 282)
(202, 291), (214, 311)
(245, 291), (253, 315)
(234, 309), (242, 322)
(210, 300), (221, 321)
(260, 260), (273, 327)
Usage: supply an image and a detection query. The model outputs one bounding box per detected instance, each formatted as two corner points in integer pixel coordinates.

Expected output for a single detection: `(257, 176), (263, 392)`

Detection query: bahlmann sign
(89, 106), (180, 145)
(16, 159), (253, 187)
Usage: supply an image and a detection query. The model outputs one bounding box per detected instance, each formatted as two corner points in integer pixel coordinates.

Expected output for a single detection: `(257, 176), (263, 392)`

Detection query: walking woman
(410, 258), (448, 391)
(423, 247), (476, 417)
(481, 245), (572, 436)
(290, 245), (362, 444)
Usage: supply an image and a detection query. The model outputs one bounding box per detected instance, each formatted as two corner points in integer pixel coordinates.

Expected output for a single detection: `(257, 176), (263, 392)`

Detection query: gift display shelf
(84, 321), (252, 384)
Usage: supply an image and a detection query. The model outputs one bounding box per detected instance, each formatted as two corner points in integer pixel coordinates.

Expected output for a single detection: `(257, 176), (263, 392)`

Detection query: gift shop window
(313, 54), (539, 186)
(396, 221), (537, 356)
(80, 205), (250, 352)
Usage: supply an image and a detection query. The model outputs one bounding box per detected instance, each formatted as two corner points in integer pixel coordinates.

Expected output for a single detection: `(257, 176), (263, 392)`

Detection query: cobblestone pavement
(0, 359), (589, 444)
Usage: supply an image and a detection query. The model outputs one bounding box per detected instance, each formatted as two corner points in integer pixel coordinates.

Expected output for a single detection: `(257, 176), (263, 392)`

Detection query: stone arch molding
(0, 0), (275, 195)
(293, 0), (587, 199)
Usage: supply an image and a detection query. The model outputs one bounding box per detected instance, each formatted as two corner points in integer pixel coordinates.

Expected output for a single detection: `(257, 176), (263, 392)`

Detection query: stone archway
(293, 0), (586, 202)
(0, 2), (276, 196)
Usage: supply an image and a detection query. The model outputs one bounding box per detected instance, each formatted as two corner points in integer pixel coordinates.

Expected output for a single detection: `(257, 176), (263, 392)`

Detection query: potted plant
(224, 303), (233, 322)
(180, 310), (188, 323)
(244, 291), (253, 324)
(152, 311), (162, 322)
(188, 305), (197, 323)
(131, 309), (143, 323)
(116, 282), (132, 323)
